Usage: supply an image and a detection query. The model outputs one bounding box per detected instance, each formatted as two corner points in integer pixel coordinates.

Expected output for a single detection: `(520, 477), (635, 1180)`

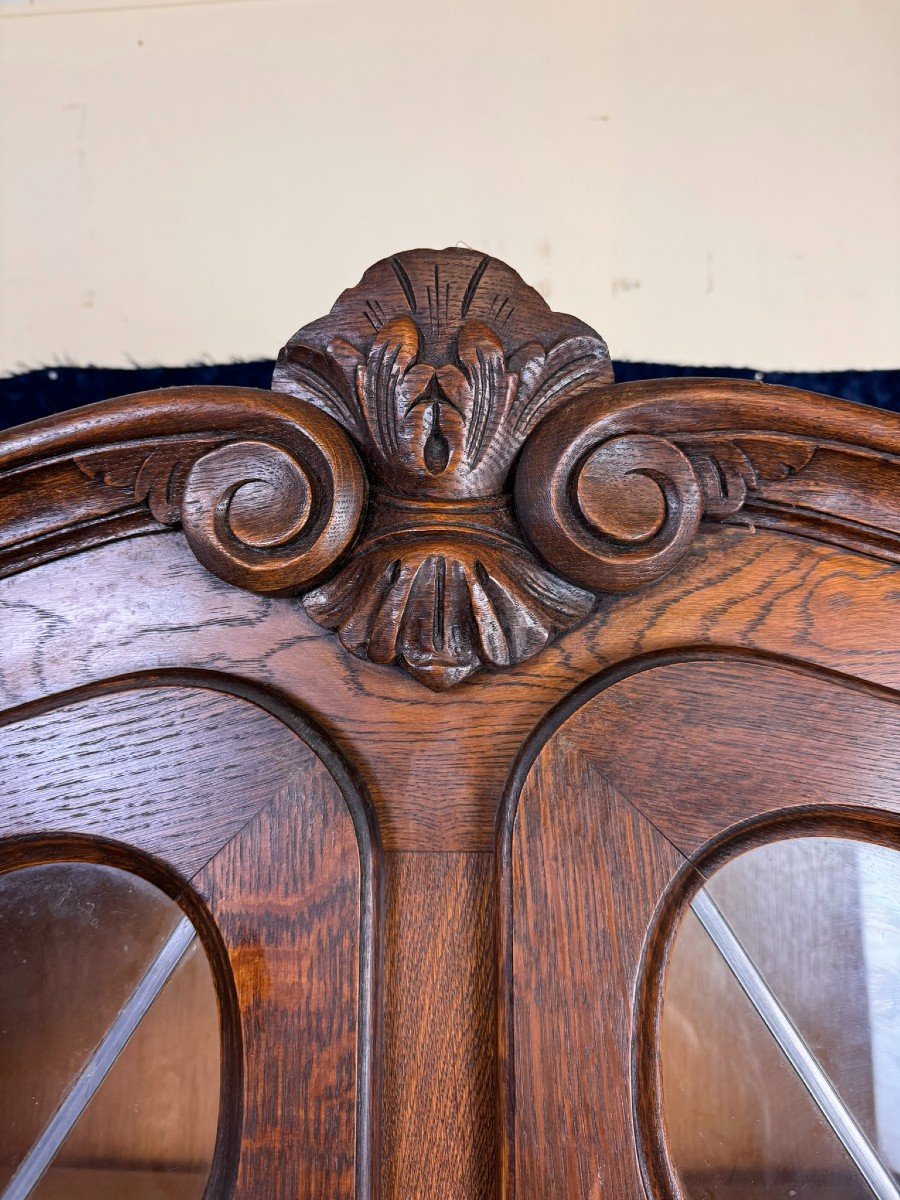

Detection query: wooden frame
(498, 649), (900, 1197)
(0, 674), (382, 1199)
(0, 248), (897, 1199)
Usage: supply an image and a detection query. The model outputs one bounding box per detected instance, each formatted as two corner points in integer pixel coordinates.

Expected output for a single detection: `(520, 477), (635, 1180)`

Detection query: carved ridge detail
(273, 248), (612, 687)
(0, 387), (366, 595)
(1, 260), (899, 690)
(76, 435), (230, 525)
(81, 431), (365, 596)
(678, 434), (815, 518)
(515, 383), (900, 594)
(302, 493), (594, 689)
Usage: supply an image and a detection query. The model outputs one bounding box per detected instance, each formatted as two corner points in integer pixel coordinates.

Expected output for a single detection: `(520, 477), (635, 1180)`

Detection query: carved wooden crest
(271, 250), (614, 688)
(1, 247), (897, 691)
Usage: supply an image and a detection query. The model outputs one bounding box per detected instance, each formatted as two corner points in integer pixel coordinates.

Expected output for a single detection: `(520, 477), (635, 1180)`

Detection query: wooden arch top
(1, 248), (898, 691)
(1, 249), (899, 1200)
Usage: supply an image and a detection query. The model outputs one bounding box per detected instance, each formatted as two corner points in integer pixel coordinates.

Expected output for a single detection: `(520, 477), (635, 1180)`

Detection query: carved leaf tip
(75, 437), (229, 526)
(732, 435), (815, 481)
(511, 335), (614, 437)
(304, 540), (594, 690)
(681, 435), (816, 520)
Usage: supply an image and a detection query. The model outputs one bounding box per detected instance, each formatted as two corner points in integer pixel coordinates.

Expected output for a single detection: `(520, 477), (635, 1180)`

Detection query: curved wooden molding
(516, 377), (900, 594)
(0, 252), (898, 689)
(0, 386), (366, 593)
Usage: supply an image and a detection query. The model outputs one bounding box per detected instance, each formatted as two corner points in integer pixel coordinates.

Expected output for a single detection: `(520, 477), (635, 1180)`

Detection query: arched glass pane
(662, 836), (900, 1200)
(0, 861), (219, 1200)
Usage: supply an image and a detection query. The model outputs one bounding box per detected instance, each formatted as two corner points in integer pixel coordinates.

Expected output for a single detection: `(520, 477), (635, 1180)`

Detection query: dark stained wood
(559, 654), (900, 854)
(381, 852), (497, 1200)
(0, 249), (898, 1200)
(0, 685), (315, 875)
(274, 249), (612, 689)
(504, 740), (684, 1198)
(0, 386), (365, 594)
(499, 655), (900, 1200)
(2, 253), (897, 694)
(0, 680), (380, 1200)
(0, 529), (896, 851)
(516, 377), (900, 593)
(194, 774), (363, 1200)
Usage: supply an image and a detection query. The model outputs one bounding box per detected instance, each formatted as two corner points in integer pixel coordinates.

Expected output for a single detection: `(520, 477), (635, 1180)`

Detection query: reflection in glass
(0, 862), (220, 1200)
(662, 837), (900, 1200)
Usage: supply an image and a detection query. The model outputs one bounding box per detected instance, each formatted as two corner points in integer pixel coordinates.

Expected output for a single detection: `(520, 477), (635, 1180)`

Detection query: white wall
(1, 0), (898, 374)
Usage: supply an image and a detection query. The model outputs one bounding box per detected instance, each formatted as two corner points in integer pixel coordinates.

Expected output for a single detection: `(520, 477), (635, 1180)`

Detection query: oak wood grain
(2, 256), (897, 695)
(516, 378), (900, 596)
(381, 852), (497, 1200)
(0, 387), (365, 594)
(0, 529), (896, 850)
(559, 655), (900, 855)
(0, 682), (379, 1200)
(507, 740), (683, 1198)
(194, 774), (362, 1200)
(1, 249), (898, 1199)
(273, 249), (612, 689)
(0, 686), (315, 876)
(500, 655), (900, 1200)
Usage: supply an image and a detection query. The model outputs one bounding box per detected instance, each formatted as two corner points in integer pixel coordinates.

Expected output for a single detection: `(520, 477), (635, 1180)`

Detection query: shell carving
(13, 254), (849, 689)
(273, 249), (614, 688)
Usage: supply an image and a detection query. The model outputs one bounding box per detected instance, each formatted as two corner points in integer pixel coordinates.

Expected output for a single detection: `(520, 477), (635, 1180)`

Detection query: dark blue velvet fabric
(0, 361), (897, 431)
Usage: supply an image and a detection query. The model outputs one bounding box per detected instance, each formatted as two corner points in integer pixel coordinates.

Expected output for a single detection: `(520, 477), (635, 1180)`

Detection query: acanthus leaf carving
(509, 334), (615, 439)
(76, 436), (229, 524)
(678, 434), (816, 519)
(272, 248), (612, 688)
(29, 257), (892, 693)
(515, 389), (827, 596)
(302, 499), (594, 690)
(274, 341), (365, 438)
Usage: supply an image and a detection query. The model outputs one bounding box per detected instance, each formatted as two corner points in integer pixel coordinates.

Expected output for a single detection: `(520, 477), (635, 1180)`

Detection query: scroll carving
(519, 430), (818, 591)
(516, 382), (899, 593)
(0, 389), (366, 595)
(177, 426), (365, 597)
(1, 256), (898, 690)
(80, 429), (363, 597)
(272, 249), (613, 688)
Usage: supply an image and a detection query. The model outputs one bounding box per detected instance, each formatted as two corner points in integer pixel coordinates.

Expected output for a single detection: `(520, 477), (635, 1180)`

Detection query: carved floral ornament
(268, 250), (835, 688)
(270, 250), (615, 688)
(4, 248), (897, 690)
